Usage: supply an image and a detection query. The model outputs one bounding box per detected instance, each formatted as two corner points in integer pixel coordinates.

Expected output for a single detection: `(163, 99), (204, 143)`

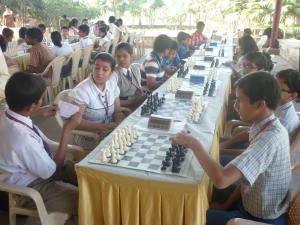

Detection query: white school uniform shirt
(0, 109), (56, 186)
(69, 75), (120, 150)
(79, 36), (93, 49)
(0, 49), (9, 75)
(51, 43), (73, 58)
(275, 101), (300, 138)
(99, 33), (112, 47)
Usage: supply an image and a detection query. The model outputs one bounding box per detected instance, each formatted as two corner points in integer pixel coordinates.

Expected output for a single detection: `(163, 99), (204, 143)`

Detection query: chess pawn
(105, 147), (111, 158)
(111, 152), (118, 164)
(115, 148), (122, 160)
(101, 150), (108, 162)
(119, 144), (125, 154)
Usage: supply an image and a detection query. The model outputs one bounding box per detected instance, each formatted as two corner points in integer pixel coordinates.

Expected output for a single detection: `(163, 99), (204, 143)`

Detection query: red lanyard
(249, 118), (276, 143)
(5, 111), (32, 130)
(99, 92), (109, 117)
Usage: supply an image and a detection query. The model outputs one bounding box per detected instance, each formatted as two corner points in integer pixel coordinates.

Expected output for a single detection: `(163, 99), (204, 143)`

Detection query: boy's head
(78, 24), (90, 37)
(243, 28), (252, 36)
(109, 16), (116, 23)
(19, 27), (27, 39)
(196, 21), (205, 33)
(234, 71), (280, 123)
(5, 72), (46, 113)
(2, 28), (14, 42)
(153, 34), (172, 57)
(177, 32), (191, 45)
(37, 24), (46, 34)
(166, 40), (178, 59)
(25, 27), (43, 45)
(0, 35), (7, 52)
(99, 26), (107, 37)
(276, 69), (300, 105)
(61, 26), (69, 37)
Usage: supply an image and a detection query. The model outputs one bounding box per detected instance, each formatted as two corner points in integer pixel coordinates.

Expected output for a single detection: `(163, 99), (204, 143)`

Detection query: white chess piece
(105, 146), (111, 157)
(111, 152), (118, 164)
(101, 150), (108, 162)
(115, 148), (122, 160)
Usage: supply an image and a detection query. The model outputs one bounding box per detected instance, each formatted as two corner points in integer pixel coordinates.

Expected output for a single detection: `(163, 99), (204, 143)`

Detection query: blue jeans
(206, 202), (288, 225)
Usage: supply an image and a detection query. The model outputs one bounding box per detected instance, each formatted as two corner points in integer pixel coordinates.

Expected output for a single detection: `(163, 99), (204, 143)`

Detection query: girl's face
(99, 31), (105, 38)
(92, 59), (112, 85)
(241, 59), (257, 76)
(183, 38), (190, 46)
(116, 48), (132, 68)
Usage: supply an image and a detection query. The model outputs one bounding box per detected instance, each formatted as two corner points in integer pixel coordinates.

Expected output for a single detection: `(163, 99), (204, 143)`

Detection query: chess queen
(69, 53), (124, 150)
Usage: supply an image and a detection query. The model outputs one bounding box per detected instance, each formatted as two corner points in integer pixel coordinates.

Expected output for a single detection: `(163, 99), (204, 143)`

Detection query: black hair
(263, 27), (283, 39)
(37, 24), (46, 31)
(19, 27), (27, 39)
(69, 18), (78, 28)
(5, 72), (46, 112)
(94, 52), (116, 71)
(170, 40), (178, 51)
(238, 35), (258, 56)
(78, 24), (90, 35)
(26, 27), (43, 42)
(243, 52), (273, 72)
(244, 28), (252, 35)
(109, 16), (116, 23)
(99, 26), (107, 35)
(177, 32), (190, 43)
(50, 31), (62, 48)
(235, 71), (280, 110)
(2, 27), (13, 39)
(61, 26), (69, 30)
(153, 34), (172, 53)
(276, 69), (300, 96)
(115, 42), (133, 55)
(197, 21), (205, 27)
(116, 18), (123, 26)
(62, 14), (67, 18)
(0, 35), (7, 52)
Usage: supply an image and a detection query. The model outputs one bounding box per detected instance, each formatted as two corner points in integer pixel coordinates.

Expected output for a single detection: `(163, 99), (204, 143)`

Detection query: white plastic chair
(54, 89), (101, 144)
(0, 137), (84, 225)
(61, 48), (82, 89)
(35, 56), (65, 104)
(78, 45), (93, 81)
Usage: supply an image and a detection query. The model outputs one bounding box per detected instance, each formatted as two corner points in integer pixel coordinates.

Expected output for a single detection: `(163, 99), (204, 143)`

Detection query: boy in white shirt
(78, 24), (93, 49)
(0, 72), (82, 220)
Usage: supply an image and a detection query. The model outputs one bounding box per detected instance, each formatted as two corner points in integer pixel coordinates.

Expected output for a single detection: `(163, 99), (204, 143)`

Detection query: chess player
(78, 24), (93, 49)
(161, 40), (181, 76)
(143, 34), (172, 91)
(114, 42), (146, 109)
(0, 72), (81, 221)
(69, 53), (123, 150)
(190, 21), (208, 47)
(171, 72), (291, 225)
(25, 27), (55, 75)
(38, 24), (49, 46)
(177, 32), (191, 60)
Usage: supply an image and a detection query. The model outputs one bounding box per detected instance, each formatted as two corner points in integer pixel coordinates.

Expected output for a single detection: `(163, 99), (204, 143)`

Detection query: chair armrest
(227, 218), (271, 225)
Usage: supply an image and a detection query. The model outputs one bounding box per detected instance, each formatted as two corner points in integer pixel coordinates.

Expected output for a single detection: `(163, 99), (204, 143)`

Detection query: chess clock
(148, 115), (172, 130)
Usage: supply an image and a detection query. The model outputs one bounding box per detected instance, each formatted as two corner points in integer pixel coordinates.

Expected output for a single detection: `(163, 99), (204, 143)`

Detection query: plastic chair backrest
(54, 89), (72, 128)
(51, 56), (65, 87)
(81, 45), (93, 69)
(71, 48), (81, 79)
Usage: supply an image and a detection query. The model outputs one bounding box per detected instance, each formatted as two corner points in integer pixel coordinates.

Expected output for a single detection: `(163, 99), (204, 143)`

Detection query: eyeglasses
(242, 64), (257, 70)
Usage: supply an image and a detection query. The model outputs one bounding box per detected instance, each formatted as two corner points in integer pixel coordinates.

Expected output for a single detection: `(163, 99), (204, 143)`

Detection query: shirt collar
(276, 101), (293, 113)
(6, 109), (33, 128)
(249, 114), (276, 139)
(88, 75), (108, 97)
(119, 66), (131, 76)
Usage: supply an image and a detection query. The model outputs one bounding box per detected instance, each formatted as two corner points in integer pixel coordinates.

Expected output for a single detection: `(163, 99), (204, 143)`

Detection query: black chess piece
(221, 49), (225, 57)
(210, 60), (215, 68)
(215, 59), (219, 68)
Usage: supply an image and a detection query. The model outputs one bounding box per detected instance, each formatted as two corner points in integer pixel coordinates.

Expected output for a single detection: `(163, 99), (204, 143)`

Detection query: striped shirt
(275, 101), (299, 138)
(190, 31), (207, 47)
(230, 114), (291, 219)
(144, 51), (163, 79)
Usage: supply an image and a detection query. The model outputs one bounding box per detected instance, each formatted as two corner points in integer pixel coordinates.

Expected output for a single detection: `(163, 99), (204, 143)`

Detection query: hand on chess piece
(170, 131), (199, 149)
(132, 95), (147, 106)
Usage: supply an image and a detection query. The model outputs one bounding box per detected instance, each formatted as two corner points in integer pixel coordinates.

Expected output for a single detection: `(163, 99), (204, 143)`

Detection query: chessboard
(89, 132), (194, 178)
(141, 97), (192, 120)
